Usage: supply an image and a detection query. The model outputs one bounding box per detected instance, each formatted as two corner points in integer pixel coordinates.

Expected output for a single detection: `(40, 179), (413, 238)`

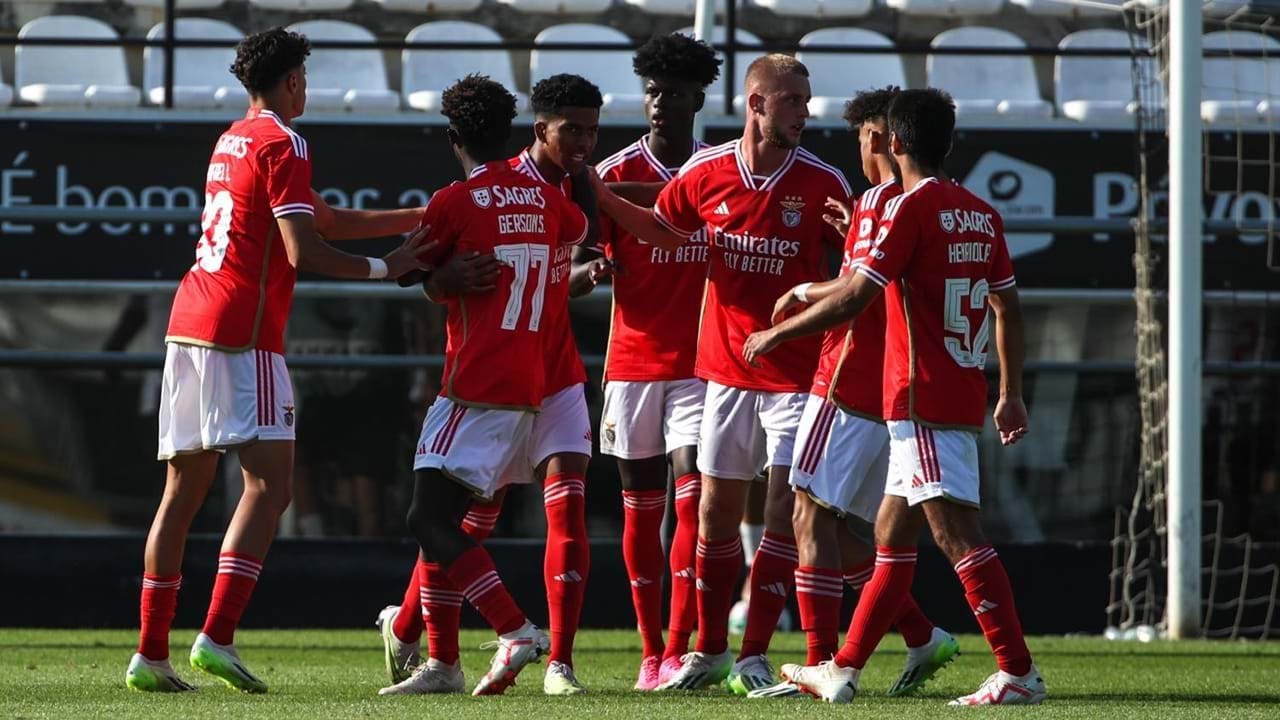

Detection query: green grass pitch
(2, 629), (1278, 719)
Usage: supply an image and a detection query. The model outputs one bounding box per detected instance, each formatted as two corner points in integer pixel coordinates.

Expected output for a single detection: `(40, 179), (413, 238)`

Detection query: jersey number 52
(943, 277), (991, 369)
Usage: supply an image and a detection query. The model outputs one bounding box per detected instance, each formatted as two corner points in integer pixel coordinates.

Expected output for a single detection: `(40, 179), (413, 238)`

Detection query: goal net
(1105, 0), (1280, 641)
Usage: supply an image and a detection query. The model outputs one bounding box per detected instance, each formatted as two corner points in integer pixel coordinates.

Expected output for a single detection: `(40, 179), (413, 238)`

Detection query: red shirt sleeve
(262, 139), (314, 219)
(987, 214), (1017, 291)
(418, 189), (456, 268)
(653, 172), (702, 238)
(857, 193), (920, 289)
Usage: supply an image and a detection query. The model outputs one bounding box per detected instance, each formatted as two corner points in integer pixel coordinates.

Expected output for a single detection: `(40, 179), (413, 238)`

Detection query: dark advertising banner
(0, 118), (1274, 289)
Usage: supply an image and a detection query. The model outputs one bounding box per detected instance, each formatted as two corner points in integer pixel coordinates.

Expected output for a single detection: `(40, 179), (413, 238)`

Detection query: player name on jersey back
(166, 108), (313, 355)
(856, 177), (1017, 431)
(426, 161), (588, 410)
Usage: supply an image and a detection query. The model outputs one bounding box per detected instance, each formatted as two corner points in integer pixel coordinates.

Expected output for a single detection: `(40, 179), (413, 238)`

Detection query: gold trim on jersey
(600, 287), (617, 388)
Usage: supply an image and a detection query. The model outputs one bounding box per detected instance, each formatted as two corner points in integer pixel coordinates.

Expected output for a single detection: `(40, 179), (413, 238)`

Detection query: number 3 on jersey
(195, 190), (234, 273)
(495, 242), (550, 332)
(944, 277), (991, 368)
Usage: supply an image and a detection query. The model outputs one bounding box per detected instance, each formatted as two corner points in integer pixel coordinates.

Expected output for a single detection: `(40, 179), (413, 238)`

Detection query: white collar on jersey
(733, 139), (797, 193)
(908, 176), (942, 192)
(638, 135), (707, 181)
(518, 148), (550, 184)
(469, 164), (490, 179)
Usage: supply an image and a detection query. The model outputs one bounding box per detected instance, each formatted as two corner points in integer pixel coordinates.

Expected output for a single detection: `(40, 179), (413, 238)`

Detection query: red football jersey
(655, 140), (850, 392)
(509, 149), (588, 394)
(811, 180), (900, 418)
(166, 108), (313, 354)
(426, 162), (588, 410)
(857, 177), (1017, 430)
(596, 136), (710, 382)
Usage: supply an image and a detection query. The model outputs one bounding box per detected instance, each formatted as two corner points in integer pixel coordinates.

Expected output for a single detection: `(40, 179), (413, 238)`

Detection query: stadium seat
(754, 0), (872, 17)
(123, 0), (225, 8)
(251, 0), (354, 11)
(1056, 30), (1158, 123)
(403, 22), (527, 112)
(623, 0), (706, 15)
(1009, 0), (1119, 16)
(0, 82), (11, 108)
(373, 0), (482, 9)
(796, 28), (904, 119)
(676, 26), (761, 114)
(886, 0), (1003, 16)
(928, 27), (1052, 121)
(498, 0), (613, 13)
(15, 16), (142, 108)
(531, 24), (643, 117)
(287, 20), (400, 113)
(1201, 30), (1280, 126)
(143, 19), (246, 109)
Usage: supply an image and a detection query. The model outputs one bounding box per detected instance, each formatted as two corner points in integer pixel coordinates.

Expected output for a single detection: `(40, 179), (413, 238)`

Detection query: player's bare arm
(590, 169), (686, 252)
(989, 286), (1029, 446)
(568, 245), (614, 298)
(822, 196), (853, 237)
(607, 180), (666, 207)
(311, 190), (426, 241)
(742, 271), (882, 366)
(569, 166), (601, 248)
(422, 251), (502, 302)
(771, 275), (850, 325)
(278, 213), (434, 280)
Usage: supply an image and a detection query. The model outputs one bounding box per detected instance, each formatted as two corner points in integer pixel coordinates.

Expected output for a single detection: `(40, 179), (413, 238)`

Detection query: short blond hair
(744, 53), (809, 92)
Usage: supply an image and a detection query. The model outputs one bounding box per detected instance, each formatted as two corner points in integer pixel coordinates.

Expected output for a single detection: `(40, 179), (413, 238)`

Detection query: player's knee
(764, 492), (795, 534)
(698, 499), (737, 540)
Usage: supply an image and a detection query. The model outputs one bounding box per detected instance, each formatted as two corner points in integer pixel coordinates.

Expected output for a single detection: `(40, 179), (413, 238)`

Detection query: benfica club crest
(938, 210), (956, 233)
(470, 187), (492, 208)
(780, 195), (805, 228)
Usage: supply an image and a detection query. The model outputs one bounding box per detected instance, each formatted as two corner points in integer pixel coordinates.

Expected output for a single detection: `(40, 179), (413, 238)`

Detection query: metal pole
(162, 0), (176, 109)
(691, 0), (715, 142)
(1167, 0), (1203, 640)
(723, 0), (736, 117)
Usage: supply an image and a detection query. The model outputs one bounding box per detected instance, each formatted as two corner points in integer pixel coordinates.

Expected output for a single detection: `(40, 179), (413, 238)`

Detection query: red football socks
(544, 473), (589, 666)
(664, 472), (701, 660)
(834, 547), (916, 669)
(418, 558), (462, 664)
(955, 545), (1033, 676)
(138, 573), (181, 660)
(622, 488), (667, 659)
(738, 532), (798, 660)
(795, 565), (842, 664)
(392, 555), (425, 644)
(844, 556), (934, 649)
(694, 536), (742, 655)
(202, 552), (262, 646)
(446, 545), (525, 636)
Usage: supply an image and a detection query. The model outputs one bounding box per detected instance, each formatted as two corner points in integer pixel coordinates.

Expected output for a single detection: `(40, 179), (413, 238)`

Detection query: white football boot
(655, 650), (733, 691)
(781, 660), (860, 704)
(189, 633), (267, 693)
(375, 605), (422, 684)
(543, 660), (586, 695)
(727, 654), (776, 695)
(471, 622), (550, 696)
(949, 665), (1047, 706)
(378, 658), (464, 695)
(125, 653), (196, 692)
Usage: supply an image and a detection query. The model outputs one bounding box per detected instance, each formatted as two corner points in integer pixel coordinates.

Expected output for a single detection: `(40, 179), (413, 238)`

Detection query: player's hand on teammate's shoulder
(434, 251), (502, 295)
(822, 196), (852, 237)
(382, 224), (438, 279)
(586, 257), (615, 285)
(742, 329), (780, 368)
(994, 395), (1030, 446)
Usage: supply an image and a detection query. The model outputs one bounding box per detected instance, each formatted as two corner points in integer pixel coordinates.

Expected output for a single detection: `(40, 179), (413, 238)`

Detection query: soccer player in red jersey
(743, 88), (1045, 706)
(380, 74), (602, 696)
(748, 87), (955, 700)
(571, 33), (720, 691)
(379, 74), (589, 697)
(592, 54), (852, 692)
(126, 28), (431, 694)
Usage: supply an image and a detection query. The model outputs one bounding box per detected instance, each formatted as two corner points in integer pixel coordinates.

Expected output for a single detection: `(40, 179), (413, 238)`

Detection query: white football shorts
(789, 394), (889, 523)
(698, 380), (806, 481)
(883, 420), (981, 508)
(502, 383), (593, 486)
(413, 395), (535, 500)
(157, 343), (295, 460)
(599, 378), (705, 459)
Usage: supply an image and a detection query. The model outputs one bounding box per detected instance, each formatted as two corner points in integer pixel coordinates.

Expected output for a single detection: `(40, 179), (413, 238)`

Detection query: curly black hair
(633, 33), (721, 87)
(441, 74), (518, 154)
(842, 85), (901, 130)
(231, 27), (310, 96)
(530, 74), (603, 117)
